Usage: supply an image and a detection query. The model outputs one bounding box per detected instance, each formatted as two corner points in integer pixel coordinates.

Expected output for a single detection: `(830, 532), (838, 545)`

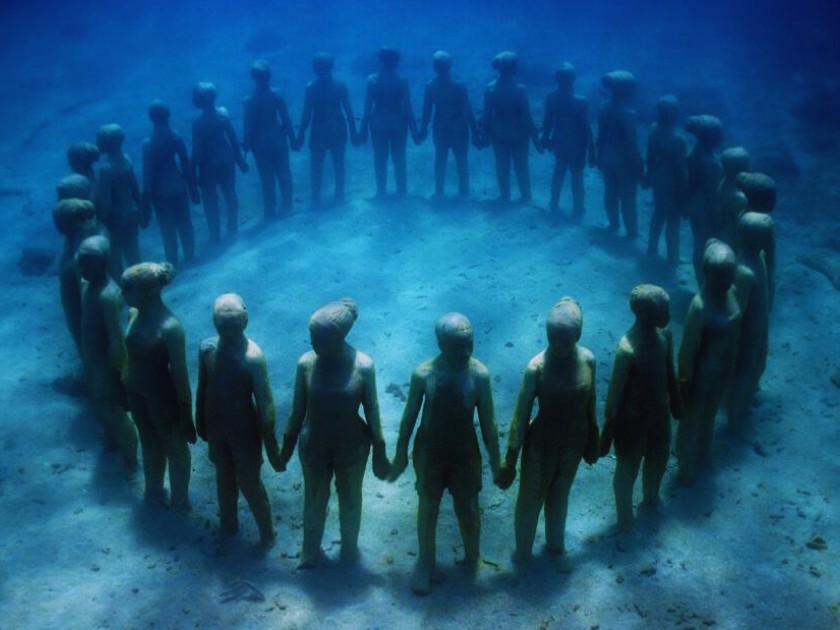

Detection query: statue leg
(664, 201), (681, 265)
(59, 268), (82, 351)
(433, 142), (448, 197)
(412, 490), (442, 595)
(331, 144), (346, 202)
(173, 194), (195, 263)
(613, 452), (641, 530)
(648, 189), (666, 257)
(549, 157), (565, 214)
(90, 365), (137, 470)
(121, 224), (141, 268)
(513, 445), (546, 563)
(544, 454), (580, 555)
(200, 183), (221, 244)
(619, 171), (638, 237)
(453, 141), (469, 197)
(255, 154), (276, 218)
(726, 369), (751, 437)
(641, 431), (669, 507)
(334, 452), (368, 562)
(219, 172), (239, 237)
(676, 406), (699, 485)
(164, 432), (191, 510)
(512, 139), (531, 202)
(237, 459), (275, 546)
(214, 446), (239, 536)
(300, 458), (331, 568)
(129, 395), (166, 503)
(276, 147), (293, 213)
(570, 165), (585, 220)
(154, 199), (179, 265)
(392, 129), (408, 197)
(697, 387), (724, 471)
(603, 170), (619, 231)
(492, 141), (511, 201)
(452, 493), (480, 570)
(371, 130), (389, 196)
(310, 144), (326, 204)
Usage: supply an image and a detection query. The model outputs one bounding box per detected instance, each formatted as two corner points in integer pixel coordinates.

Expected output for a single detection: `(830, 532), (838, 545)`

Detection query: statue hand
(371, 440), (390, 480)
(180, 406), (197, 445)
(267, 445), (286, 472)
(388, 452), (408, 482)
(495, 463), (516, 490)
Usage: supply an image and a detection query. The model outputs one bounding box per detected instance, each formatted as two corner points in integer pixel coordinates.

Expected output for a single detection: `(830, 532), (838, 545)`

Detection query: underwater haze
(1, 0), (840, 627)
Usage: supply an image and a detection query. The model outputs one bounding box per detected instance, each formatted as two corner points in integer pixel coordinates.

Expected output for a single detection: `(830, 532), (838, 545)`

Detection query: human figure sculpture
(685, 115), (724, 285)
(676, 240), (741, 484)
(540, 62), (595, 222)
(390, 313), (501, 595)
(726, 213), (773, 435)
(644, 95), (688, 264)
(736, 172), (777, 310)
(418, 50), (478, 199)
(191, 82), (249, 244)
(496, 298), (598, 564)
(277, 299), (389, 568)
(359, 47), (419, 198)
(96, 124), (142, 279)
(297, 52), (357, 206)
(67, 142), (100, 201)
(243, 60), (297, 218)
(196, 293), (283, 550)
(77, 235), (138, 469)
(596, 70), (643, 237)
(481, 51), (541, 203)
(122, 262), (196, 508)
(141, 100), (198, 266)
(599, 285), (681, 530)
(716, 147), (750, 250)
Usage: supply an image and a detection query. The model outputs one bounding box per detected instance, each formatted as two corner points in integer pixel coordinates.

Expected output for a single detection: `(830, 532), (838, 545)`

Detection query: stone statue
(497, 298), (598, 565)
(599, 285), (681, 530)
(297, 53), (357, 206)
(67, 142), (100, 200)
(716, 147), (750, 250)
(122, 262), (195, 508)
(277, 298), (389, 568)
(540, 62), (595, 222)
(243, 59), (297, 218)
(676, 240), (740, 484)
(77, 235), (138, 469)
(196, 293), (283, 550)
(736, 172), (777, 310)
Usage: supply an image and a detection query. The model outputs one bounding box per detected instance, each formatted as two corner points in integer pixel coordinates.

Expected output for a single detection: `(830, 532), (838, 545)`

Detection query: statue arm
(277, 95), (295, 143)
(339, 82), (358, 139)
(278, 357), (308, 469)
(419, 83), (433, 137)
(498, 362), (537, 489)
(361, 360), (390, 479)
(402, 79), (419, 138)
(103, 291), (127, 379)
(389, 368), (424, 481)
(602, 341), (631, 454)
(664, 330), (683, 419)
(298, 86), (313, 139)
(251, 348), (283, 470)
(476, 367), (501, 478)
(223, 117), (248, 171)
(195, 344), (208, 441)
(359, 79), (374, 141)
(164, 319), (196, 443)
(677, 299), (702, 391)
(583, 352), (599, 464)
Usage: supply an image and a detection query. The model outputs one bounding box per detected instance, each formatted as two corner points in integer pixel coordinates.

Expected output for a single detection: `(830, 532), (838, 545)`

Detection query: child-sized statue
(96, 124), (142, 279)
(77, 235), (138, 469)
(141, 100), (199, 266)
(191, 82), (249, 244)
(278, 299), (389, 568)
(596, 70), (643, 237)
(716, 147), (750, 250)
(676, 240), (741, 484)
(540, 62), (595, 222)
(196, 293), (283, 550)
(684, 115), (724, 286)
(644, 95), (688, 264)
(736, 172), (777, 310)
(67, 142), (100, 200)
(418, 50), (479, 199)
(243, 60), (297, 218)
(297, 52), (357, 206)
(599, 285), (681, 530)
(725, 213), (773, 435)
(359, 47), (419, 198)
(497, 298), (598, 565)
(481, 51), (541, 203)
(390, 313), (501, 595)
(122, 262), (196, 508)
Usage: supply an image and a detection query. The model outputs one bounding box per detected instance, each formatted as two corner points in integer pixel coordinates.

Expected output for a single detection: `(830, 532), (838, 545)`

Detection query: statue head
(313, 52), (334, 76)
(377, 46), (401, 70)
(602, 70), (636, 100)
(737, 172), (776, 212)
(738, 212), (774, 253)
(76, 235), (110, 282)
(148, 100), (171, 125)
(56, 174), (91, 201)
(435, 312), (474, 367)
(96, 124), (125, 154)
(721, 146), (750, 178)
(656, 94), (680, 126)
(52, 198), (95, 236)
(309, 298), (358, 357)
(213, 293), (248, 340)
(685, 115), (723, 149)
(546, 297), (583, 351)
(250, 59), (271, 84)
(432, 50), (452, 75)
(492, 51), (519, 76)
(67, 142), (100, 174)
(121, 262), (176, 306)
(192, 82), (218, 109)
(630, 284), (671, 328)
(702, 239), (736, 291)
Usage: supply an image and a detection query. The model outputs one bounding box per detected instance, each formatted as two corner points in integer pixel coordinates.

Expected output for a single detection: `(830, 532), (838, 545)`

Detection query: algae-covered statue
(196, 293), (282, 550)
(644, 95), (688, 264)
(540, 62), (595, 222)
(278, 299), (389, 568)
(390, 312), (501, 595)
(599, 285), (681, 530)
(297, 52), (357, 206)
(596, 70), (642, 237)
(497, 298), (598, 565)
(359, 47), (419, 197)
(736, 172), (777, 310)
(243, 59), (297, 218)
(122, 262), (195, 508)
(96, 123), (142, 278)
(716, 147), (750, 250)
(676, 240), (740, 484)
(191, 82), (249, 244)
(67, 142), (100, 200)
(77, 235), (138, 470)
(481, 51), (541, 203)
(418, 50), (479, 199)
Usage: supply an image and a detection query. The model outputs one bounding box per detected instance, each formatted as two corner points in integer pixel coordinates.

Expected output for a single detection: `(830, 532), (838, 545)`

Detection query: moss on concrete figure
(497, 298), (598, 565)
(599, 285), (682, 530)
(279, 298), (389, 568)
(67, 141), (100, 200)
(122, 262), (195, 509)
(717, 147), (750, 250)
(196, 294), (282, 550)
(736, 172), (777, 310)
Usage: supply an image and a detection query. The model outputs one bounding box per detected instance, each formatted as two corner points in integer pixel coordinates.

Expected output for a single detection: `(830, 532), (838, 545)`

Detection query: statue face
(77, 254), (106, 282)
(546, 321), (580, 352)
(439, 329), (473, 367)
(310, 327), (344, 358)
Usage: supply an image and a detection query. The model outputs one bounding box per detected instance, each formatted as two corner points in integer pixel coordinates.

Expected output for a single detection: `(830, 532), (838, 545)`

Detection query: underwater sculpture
(599, 285), (681, 530)
(726, 212), (773, 435)
(67, 141), (100, 201)
(643, 95), (688, 264)
(418, 50), (479, 199)
(359, 46), (419, 198)
(141, 100), (198, 266)
(297, 52), (357, 206)
(736, 172), (777, 310)
(676, 240), (741, 484)
(122, 262), (195, 509)
(243, 59), (297, 218)
(540, 61), (595, 222)
(596, 70), (642, 237)
(278, 298), (389, 568)
(196, 293), (282, 550)
(716, 147), (750, 251)
(191, 82), (249, 244)
(481, 51), (541, 203)
(390, 312), (501, 594)
(685, 115), (724, 285)
(77, 235), (138, 470)
(96, 123), (142, 279)
(497, 298), (598, 564)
